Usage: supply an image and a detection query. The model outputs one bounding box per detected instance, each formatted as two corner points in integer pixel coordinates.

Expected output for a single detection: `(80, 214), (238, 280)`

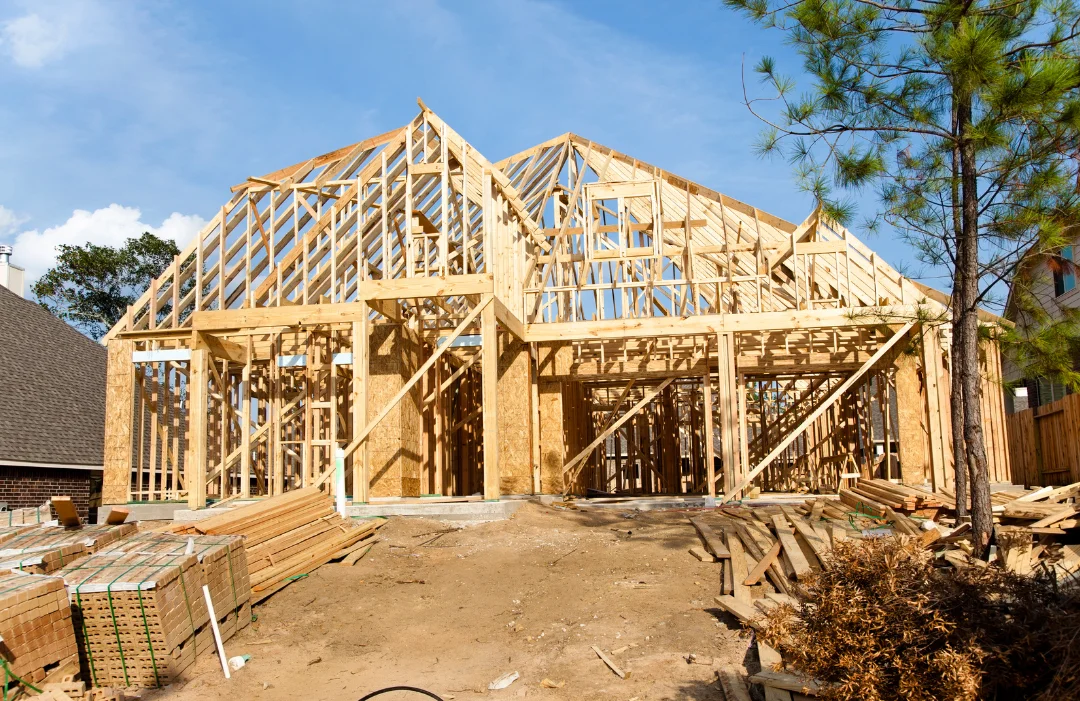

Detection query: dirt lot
(147, 501), (753, 700)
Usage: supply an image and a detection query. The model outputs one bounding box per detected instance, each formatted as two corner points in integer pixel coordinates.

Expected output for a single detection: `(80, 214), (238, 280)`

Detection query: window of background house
(1054, 245), (1075, 296)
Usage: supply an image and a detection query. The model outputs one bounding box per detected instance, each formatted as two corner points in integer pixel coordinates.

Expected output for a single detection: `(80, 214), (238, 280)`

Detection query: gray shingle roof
(0, 286), (106, 467)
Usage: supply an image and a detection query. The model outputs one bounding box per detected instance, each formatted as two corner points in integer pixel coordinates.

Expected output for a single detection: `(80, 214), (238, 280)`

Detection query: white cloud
(8, 204), (205, 283)
(0, 12), (70, 68)
(0, 205), (28, 235)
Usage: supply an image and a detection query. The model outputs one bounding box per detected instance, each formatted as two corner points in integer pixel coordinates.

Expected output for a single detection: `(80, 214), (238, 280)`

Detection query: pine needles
(759, 538), (1080, 701)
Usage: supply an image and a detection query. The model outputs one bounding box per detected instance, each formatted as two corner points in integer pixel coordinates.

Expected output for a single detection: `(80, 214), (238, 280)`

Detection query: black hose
(357, 686), (445, 700)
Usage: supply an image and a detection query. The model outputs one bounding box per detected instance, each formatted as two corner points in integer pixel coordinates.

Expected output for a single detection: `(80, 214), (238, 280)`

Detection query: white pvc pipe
(203, 585), (231, 679)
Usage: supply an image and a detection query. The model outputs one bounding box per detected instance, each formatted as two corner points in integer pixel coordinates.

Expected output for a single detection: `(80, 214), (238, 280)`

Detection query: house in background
(0, 247), (106, 521)
(1003, 241), (1079, 413)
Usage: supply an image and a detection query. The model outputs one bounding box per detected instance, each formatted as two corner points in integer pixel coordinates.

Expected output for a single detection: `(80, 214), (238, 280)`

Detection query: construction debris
(592, 645), (629, 679)
(694, 480), (1080, 701)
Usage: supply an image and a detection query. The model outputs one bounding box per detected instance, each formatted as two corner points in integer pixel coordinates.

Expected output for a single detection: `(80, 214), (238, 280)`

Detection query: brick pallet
(100, 532), (251, 641)
(0, 542), (86, 575)
(0, 503), (51, 529)
(0, 570), (79, 693)
(59, 552), (211, 688)
(0, 523), (138, 556)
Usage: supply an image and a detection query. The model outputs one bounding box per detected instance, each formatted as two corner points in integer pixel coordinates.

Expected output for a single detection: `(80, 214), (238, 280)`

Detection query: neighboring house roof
(0, 286), (106, 468)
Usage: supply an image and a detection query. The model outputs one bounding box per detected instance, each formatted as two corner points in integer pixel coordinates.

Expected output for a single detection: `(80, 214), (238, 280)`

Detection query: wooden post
(187, 348), (209, 509)
(240, 353), (251, 498)
(716, 332), (738, 496)
(703, 356), (716, 500)
(482, 299), (500, 499)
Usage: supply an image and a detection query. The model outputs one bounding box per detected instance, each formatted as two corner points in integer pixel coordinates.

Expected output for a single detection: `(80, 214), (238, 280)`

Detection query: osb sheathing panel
(538, 381), (566, 495)
(895, 352), (929, 486)
(535, 343), (573, 378)
(103, 339), (135, 504)
(368, 323), (422, 498)
(497, 337), (532, 495)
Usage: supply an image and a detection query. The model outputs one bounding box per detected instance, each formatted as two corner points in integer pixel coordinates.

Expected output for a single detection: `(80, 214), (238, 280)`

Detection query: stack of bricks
(0, 524), (44, 546)
(59, 552), (211, 688)
(0, 523), (139, 578)
(100, 533), (251, 641)
(0, 523), (137, 556)
(0, 502), (51, 529)
(0, 569), (79, 693)
(0, 543), (87, 575)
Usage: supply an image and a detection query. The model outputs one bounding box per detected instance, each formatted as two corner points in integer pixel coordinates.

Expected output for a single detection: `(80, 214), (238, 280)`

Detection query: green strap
(0, 661), (39, 695)
(136, 586), (161, 687)
(177, 567), (199, 659)
(225, 543), (240, 613)
(73, 589), (98, 688)
(105, 584), (130, 687)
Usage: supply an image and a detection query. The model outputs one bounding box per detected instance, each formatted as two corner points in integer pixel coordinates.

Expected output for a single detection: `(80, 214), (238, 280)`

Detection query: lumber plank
(771, 515), (812, 580)
(50, 497), (80, 528)
(744, 539), (781, 586)
(691, 517), (730, 559)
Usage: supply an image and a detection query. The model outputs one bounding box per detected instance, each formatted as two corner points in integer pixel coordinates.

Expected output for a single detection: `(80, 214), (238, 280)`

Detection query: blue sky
(0, 0), (930, 291)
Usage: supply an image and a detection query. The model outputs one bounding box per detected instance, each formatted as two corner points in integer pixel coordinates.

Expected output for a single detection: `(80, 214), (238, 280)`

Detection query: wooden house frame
(101, 101), (1012, 509)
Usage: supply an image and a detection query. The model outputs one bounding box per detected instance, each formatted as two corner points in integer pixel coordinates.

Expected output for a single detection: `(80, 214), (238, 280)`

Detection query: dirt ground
(146, 501), (756, 701)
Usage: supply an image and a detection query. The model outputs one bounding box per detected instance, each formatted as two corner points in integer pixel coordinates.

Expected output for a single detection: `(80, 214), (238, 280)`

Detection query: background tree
(33, 232), (179, 339)
(723, 0), (1080, 555)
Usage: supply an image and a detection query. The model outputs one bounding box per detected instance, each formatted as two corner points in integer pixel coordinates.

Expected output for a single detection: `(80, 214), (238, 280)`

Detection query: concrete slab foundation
(170, 498), (526, 523)
(96, 502), (191, 524)
(347, 499), (525, 521)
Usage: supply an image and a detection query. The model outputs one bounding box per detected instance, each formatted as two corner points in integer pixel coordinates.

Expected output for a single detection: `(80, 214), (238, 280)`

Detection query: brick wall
(0, 466), (100, 523)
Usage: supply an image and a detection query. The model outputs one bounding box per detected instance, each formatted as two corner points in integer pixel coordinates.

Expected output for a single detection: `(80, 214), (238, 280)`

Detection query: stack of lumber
(98, 532), (251, 642)
(839, 479), (944, 518)
(167, 487), (382, 603)
(0, 570), (79, 694)
(59, 552), (211, 688)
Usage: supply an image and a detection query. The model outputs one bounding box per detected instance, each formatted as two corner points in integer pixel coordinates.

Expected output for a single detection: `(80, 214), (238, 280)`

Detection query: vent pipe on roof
(0, 245), (26, 298)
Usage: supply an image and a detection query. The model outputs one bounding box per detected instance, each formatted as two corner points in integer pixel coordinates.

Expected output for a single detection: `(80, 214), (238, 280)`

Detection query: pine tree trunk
(957, 97), (994, 556)
(950, 315), (968, 520)
(950, 103), (968, 521)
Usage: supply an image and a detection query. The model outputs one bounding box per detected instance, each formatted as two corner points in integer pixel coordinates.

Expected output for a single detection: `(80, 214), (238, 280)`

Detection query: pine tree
(724, 0), (1080, 554)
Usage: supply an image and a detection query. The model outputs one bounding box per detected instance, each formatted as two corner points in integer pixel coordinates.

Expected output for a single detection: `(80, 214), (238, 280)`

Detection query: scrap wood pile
(692, 482), (1080, 701)
(164, 486), (382, 603)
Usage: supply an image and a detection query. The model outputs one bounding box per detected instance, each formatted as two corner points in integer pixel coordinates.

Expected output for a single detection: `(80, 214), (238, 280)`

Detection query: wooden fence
(1006, 393), (1080, 487)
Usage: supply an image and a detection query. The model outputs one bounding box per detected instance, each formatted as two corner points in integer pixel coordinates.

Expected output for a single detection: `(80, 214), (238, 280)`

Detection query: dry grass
(759, 538), (1080, 701)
